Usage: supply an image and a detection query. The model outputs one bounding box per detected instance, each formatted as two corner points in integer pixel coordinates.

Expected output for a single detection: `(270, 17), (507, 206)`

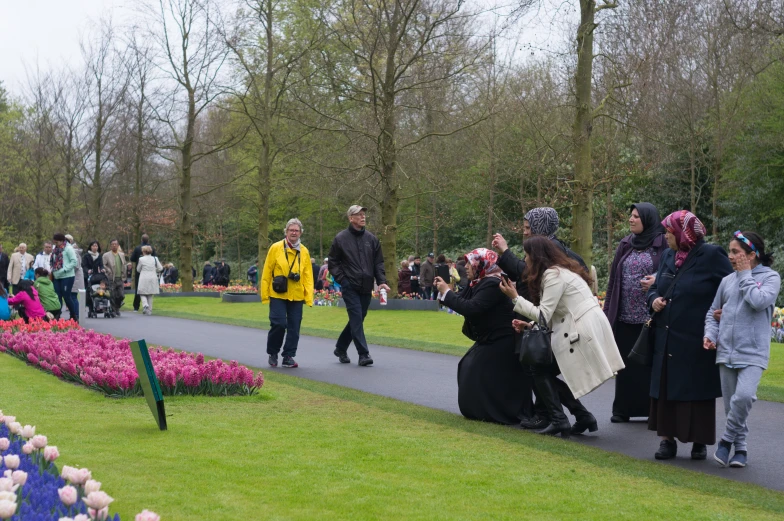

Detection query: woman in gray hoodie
(704, 231), (781, 468)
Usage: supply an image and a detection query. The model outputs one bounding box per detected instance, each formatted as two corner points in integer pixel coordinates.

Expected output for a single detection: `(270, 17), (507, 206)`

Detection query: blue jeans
(53, 276), (78, 320)
(335, 285), (372, 355)
(422, 286), (433, 300)
(267, 298), (304, 358)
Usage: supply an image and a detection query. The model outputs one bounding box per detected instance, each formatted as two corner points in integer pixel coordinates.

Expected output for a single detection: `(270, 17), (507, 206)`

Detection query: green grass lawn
(2, 355), (784, 521)
(153, 297), (472, 355)
(153, 298), (784, 403)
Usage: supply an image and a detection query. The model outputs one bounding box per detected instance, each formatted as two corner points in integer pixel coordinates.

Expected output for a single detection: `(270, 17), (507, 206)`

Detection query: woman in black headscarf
(603, 203), (668, 422)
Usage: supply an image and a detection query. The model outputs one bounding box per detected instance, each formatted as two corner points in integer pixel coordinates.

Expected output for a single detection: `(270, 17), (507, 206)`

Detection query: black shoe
(655, 439), (677, 460)
(610, 415), (629, 423)
(571, 414), (598, 435)
(520, 415), (548, 430)
(691, 443), (707, 460)
(358, 354), (374, 366)
(535, 422), (571, 438)
(268, 354), (278, 367)
(282, 356), (298, 368)
(333, 349), (350, 364)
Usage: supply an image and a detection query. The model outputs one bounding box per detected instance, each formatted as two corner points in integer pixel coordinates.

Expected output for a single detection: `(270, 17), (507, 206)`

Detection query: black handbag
(519, 311), (554, 366)
(271, 243), (300, 294)
(628, 245), (701, 366)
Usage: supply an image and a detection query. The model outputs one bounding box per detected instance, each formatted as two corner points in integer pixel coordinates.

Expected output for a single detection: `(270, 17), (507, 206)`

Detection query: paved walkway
(85, 312), (784, 491)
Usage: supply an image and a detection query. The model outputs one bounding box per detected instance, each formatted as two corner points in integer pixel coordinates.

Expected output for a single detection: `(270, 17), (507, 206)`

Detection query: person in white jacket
(499, 235), (624, 437)
(136, 245), (163, 315)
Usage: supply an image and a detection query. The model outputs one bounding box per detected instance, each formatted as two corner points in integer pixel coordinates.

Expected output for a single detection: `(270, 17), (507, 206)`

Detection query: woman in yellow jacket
(261, 218), (314, 368)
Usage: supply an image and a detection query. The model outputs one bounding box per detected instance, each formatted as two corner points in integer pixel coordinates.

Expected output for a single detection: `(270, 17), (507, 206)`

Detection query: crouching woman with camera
(261, 218), (314, 369)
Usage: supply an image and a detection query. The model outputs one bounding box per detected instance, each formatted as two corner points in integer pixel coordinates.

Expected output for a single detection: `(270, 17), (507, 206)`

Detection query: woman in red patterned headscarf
(646, 210), (733, 461)
(434, 247), (527, 425)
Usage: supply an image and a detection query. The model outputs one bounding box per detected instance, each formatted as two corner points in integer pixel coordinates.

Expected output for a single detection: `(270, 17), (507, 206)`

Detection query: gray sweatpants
(719, 364), (764, 452)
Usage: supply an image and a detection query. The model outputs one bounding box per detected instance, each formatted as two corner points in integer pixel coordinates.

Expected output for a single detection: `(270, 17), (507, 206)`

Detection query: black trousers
(133, 272), (141, 311)
(335, 285), (372, 355)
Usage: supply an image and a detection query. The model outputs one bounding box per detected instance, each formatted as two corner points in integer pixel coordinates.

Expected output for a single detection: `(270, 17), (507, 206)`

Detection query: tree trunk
(689, 134), (696, 211)
(571, 0), (597, 267)
(179, 89), (196, 292)
(90, 92), (104, 239)
(606, 183), (613, 271)
(256, 0), (274, 273)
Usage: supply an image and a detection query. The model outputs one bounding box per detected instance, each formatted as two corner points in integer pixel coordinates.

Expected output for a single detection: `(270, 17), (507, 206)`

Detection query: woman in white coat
(499, 236), (624, 437)
(136, 245), (163, 315)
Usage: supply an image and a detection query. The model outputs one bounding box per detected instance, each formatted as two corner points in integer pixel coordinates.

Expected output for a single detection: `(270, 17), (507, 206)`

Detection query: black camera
(288, 272), (301, 282)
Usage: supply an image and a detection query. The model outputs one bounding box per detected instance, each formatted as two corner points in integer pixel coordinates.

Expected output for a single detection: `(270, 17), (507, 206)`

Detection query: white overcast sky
(0, 0), (574, 98)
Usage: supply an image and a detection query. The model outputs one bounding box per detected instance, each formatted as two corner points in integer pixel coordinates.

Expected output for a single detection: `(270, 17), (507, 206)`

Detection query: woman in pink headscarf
(434, 248), (528, 425)
(645, 210), (733, 461)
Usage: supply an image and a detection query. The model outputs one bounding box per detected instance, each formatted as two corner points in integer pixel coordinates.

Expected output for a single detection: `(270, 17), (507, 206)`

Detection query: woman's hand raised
(499, 277), (518, 299)
(434, 276), (449, 294)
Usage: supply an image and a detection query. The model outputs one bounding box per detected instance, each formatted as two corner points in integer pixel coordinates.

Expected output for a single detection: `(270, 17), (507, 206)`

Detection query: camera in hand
(288, 272), (301, 282)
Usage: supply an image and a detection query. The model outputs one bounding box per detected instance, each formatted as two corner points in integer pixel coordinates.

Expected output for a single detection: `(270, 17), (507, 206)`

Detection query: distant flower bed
(0, 318), (80, 334)
(314, 290), (342, 306)
(159, 283), (227, 293)
(0, 324), (264, 398)
(159, 283), (257, 294)
(0, 412), (159, 520)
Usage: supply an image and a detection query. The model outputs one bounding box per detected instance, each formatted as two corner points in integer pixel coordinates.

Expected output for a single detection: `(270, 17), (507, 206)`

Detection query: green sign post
(130, 339), (167, 431)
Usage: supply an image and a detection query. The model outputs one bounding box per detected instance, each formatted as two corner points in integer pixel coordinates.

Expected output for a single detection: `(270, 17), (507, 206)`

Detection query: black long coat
(645, 244), (733, 401)
(443, 277), (525, 425)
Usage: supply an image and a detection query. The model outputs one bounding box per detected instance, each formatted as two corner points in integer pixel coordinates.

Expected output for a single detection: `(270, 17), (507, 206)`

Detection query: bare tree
(146, 0), (240, 291)
(81, 19), (131, 238)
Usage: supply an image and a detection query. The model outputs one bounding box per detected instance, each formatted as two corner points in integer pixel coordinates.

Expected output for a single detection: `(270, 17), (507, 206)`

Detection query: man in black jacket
(328, 205), (391, 366)
(130, 234), (156, 312)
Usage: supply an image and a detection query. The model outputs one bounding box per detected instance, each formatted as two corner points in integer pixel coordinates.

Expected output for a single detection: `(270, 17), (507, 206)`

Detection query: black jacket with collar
(645, 243), (733, 401)
(328, 225), (387, 294)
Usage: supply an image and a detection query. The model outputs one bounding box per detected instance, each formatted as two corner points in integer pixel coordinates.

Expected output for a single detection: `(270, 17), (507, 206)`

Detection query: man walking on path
(420, 253), (435, 300)
(328, 205), (391, 366)
(131, 234), (156, 312)
(102, 239), (127, 316)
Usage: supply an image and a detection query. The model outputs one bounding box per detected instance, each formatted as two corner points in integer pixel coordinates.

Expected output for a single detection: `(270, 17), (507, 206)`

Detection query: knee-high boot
(533, 374), (571, 438)
(555, 379), (598, 434)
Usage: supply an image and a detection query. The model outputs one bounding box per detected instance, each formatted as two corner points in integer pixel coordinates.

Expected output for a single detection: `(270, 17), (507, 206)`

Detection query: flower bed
(0, 323), (264, 398)
(314, 290), (342, 306)
(0, 319), (80, 334)
(159, 283), (228, 293)
(159, 284), (257, 294)
(0, 412), (158, 520)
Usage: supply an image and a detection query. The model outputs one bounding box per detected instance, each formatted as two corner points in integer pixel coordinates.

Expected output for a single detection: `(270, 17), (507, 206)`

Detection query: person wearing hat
(51, 232), (80, 320)
(420, 253), (436, 300)
(328, 205), (391, 366)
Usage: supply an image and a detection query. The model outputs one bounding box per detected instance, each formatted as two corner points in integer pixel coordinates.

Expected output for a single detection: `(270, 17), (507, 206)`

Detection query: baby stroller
(88, 273), (115, 319)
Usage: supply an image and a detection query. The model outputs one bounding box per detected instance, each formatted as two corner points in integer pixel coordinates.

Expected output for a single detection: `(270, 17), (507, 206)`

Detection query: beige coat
(136, 255), (163, 295)
(102, 250), (128, 281)
(7, 252), (34, 285)
(513, 267), (625, 399)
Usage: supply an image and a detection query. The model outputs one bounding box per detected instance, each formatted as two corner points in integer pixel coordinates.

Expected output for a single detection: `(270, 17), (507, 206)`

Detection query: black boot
(556, 378), (598, 435)
(532, 374), (571, 438)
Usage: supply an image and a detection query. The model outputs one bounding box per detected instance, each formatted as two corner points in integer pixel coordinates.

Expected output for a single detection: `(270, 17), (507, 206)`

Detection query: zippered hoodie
(705, 265), (781, 369)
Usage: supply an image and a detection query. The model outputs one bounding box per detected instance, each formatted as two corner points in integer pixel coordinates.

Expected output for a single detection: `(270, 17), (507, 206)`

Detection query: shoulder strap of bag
(283, 241), (300, 276)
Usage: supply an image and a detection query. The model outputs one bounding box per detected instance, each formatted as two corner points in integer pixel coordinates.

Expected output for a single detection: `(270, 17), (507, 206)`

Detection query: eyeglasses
(733, 231), (759, 257)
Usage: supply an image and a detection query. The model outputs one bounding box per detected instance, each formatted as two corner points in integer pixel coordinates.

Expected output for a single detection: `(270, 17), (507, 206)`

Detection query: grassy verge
(760, 343), (784, 402)
(154, 298), (784, 403)
(153, 297), (472, 356)
(2, 354), (784, 520)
